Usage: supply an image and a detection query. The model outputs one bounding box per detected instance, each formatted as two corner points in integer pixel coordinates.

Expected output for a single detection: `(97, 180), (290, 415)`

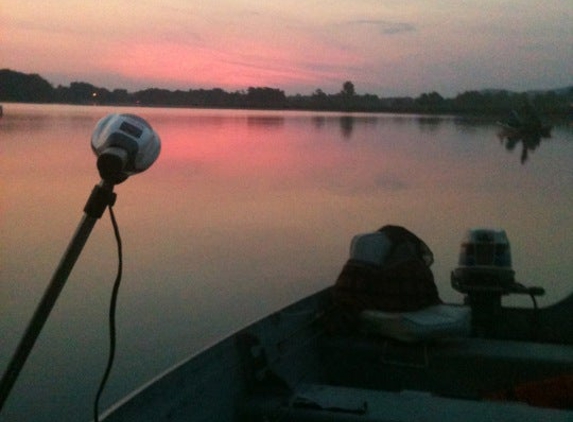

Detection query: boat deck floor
(246, 334), (573, 421)
(245, 383), (572, 422)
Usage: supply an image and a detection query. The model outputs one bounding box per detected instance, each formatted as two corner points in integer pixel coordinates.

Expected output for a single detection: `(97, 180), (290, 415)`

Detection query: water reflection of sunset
(156, 113), (334, 180)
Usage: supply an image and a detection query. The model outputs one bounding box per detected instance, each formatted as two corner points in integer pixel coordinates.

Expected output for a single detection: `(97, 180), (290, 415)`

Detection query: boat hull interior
(102, 287), (573, 421)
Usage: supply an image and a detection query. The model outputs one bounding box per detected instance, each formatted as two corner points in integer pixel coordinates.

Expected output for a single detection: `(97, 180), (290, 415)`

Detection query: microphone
(91, 114), (161, 183)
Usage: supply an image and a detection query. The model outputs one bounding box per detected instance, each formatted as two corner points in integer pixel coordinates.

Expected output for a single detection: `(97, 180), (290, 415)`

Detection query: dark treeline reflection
(339, 116), (354, 138)
(246, 113), (477, 139)
(334, 114), (449, 139)
(247, 116), (285, 128)
(498, 130), (551, 164)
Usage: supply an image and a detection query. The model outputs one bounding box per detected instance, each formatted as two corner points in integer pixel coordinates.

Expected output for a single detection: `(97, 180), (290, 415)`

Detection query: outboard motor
(451, 228), (544, 337)
(451, 228), (515, 293)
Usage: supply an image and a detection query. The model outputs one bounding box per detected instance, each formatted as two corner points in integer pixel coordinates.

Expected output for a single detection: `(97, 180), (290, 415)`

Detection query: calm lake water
(1, 103), (572, 421)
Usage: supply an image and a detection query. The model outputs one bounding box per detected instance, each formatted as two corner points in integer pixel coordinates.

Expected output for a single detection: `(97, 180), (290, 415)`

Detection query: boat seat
(359, 304), (471, 343)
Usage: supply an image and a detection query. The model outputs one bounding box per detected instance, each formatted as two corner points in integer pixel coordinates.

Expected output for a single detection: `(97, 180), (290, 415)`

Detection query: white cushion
(360, 305), (471, 342)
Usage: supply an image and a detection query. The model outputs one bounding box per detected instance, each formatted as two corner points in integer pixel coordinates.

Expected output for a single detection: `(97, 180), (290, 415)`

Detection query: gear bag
(333, 225), (441, 316)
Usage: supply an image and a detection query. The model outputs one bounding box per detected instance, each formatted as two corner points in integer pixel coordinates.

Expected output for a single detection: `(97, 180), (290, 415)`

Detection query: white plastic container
(349, 231), (393, 266)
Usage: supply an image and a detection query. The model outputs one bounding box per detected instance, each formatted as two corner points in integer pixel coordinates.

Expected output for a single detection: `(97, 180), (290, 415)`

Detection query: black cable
(529, 291), (538, 311)
(93, 204), (123, 422)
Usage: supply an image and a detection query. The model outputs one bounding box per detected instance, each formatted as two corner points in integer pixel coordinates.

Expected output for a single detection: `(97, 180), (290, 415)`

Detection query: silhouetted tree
(245, 87), (286, 108)
(453, 90), (485, 112)
(341, 81), (355, 97)
(0, 69), (54, 102)
(1, 68), (571, 115)
(111, 89), (131, 104)
(416, 91), (444, 106)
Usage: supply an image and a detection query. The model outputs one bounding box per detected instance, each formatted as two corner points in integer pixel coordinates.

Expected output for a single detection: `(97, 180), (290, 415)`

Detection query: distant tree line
(1, 69), (571, 116)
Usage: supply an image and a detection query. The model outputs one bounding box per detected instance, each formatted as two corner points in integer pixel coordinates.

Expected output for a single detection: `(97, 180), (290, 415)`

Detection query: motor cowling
(451, 228), (515, 294)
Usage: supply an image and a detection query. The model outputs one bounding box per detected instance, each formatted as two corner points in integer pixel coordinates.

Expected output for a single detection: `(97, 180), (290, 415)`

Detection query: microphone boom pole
(0, 181), (116, 412)
(0, 113), (160, 414)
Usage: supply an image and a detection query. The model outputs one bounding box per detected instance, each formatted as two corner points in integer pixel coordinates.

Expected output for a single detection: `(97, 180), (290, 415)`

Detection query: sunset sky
(2, 0), (572, 97)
